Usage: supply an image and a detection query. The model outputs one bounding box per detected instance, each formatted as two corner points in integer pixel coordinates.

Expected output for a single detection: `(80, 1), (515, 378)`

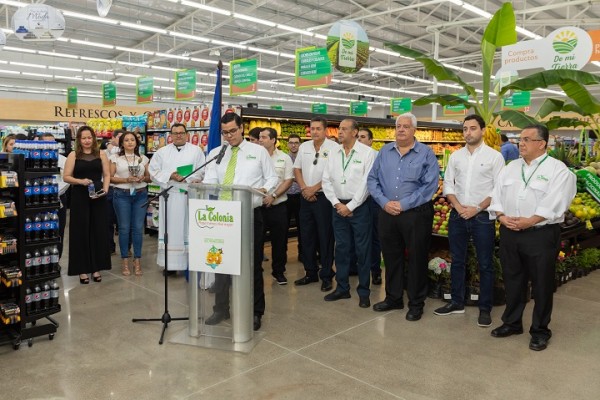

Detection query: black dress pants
(263, 201), (289, 276)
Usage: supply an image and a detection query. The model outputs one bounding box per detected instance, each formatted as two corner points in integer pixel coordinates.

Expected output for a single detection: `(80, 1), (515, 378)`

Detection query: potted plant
(428, 257), (451, 300)
(465, 243), (480, 306)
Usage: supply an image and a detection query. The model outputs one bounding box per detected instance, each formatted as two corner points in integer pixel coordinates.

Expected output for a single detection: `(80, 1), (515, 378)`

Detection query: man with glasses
(285, 134), (303, 261)
(488, 125), (576, 351)
(259, 127), (294, 285)
(203, 113), (278, 331)
(149, 123), (206, 272)
(293, 116), (339, 291)
(367, 113), (439, 321)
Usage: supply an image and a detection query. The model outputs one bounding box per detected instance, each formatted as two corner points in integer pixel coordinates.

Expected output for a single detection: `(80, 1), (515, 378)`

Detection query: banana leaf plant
(384, 2), (518, 147)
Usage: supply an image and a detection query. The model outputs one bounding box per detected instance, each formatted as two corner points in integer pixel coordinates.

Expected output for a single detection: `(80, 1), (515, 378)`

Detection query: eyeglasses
(171, 131), (187, 136)
(313, 152), (320, 165)
(521, 137), (544, 143)
(221, 127), (239, 137)
(288, 142), (300, 145)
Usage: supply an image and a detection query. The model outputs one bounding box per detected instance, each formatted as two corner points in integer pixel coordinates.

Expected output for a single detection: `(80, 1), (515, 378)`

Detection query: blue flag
(207, 63), (223, 152)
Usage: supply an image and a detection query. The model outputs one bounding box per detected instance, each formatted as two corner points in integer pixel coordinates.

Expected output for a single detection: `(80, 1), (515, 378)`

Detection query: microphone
(215, 143), (229, 165)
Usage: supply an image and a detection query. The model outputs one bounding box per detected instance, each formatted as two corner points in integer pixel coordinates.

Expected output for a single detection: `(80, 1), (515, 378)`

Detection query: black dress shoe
(406, 309), (423, 321)
(490, 324), (524, 338)
(294, 275), (318, 286)
(372, 274), (382, 285)
(359, 296), (371, 308)
(372, 300), (404, 312)
(529, 337), (548, 351)
(253, 315), (262, 331)
(205, 311), (230, 325)
(321, 280), (333, 292)
(324, 291), (351, 301)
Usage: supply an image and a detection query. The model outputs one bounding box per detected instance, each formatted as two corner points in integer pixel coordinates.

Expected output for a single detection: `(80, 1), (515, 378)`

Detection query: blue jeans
(448, 209), (495, 311)
(332, 202), (372, 298)
(112, 188), (148, 259)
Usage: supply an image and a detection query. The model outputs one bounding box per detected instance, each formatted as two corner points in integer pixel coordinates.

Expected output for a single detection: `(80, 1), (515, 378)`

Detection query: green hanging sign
(390, 98), (412, 115)
(295, 46), (332, 90)
(67, 87), (78, 109)
(270, 105), (283, 110)
(230, 59), (257, 96)
(102, 82), (116, 107)
(175, 69), (196, 101)
(502, 91), (531, 111)
(311, 103), (328, 114)
(136, 76), (154, 104)
(349, 101), (368, 116)
(443, 94), (469, 116)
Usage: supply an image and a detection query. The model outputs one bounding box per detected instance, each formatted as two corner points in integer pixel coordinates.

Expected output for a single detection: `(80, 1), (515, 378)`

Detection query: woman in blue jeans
(110, 132), (150, 276)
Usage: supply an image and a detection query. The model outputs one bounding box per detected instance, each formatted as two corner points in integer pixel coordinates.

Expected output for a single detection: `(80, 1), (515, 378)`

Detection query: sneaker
(478, 310), (492, 327)
(272, 274), (288, 285)
(433, 302), (465, 316)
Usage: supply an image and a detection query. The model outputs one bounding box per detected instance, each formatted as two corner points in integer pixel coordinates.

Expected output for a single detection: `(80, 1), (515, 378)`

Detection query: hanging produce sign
(67, 87), (78, 109)
(443, 94), (469, 116)
(175, 69), (196, 101)
(326, 20), (369, 74)
(229, 59), (257, 96)
(390, 98), (412, 115)
(349, 101), (368, 116)
(270, 105), (283, 110)
(12, 4), (65, 42)
(136, 76), (154, 104)
(502, 91), (531, 111)
(295, 47), (332, 90)
(311, 103), (328, 114)
(102, 82), (117, 107)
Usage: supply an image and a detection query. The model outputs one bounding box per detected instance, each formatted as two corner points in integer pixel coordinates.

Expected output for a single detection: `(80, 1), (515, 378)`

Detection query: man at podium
(203, 113), (278, 331)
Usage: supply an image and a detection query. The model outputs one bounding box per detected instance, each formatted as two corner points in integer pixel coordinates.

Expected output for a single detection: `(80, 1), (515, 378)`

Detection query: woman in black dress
(63, 126), (112, 283)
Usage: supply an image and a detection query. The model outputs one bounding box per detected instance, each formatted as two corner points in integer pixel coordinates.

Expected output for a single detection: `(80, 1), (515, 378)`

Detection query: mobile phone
(90, 189), (106, 198)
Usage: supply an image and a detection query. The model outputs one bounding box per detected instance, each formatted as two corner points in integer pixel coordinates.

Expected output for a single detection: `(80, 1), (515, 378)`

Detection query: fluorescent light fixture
(151, 65), (178, 72)
(279, 53), (296, 59)
(83, 69), (114, 75)
(48, 66), (82, 72)
(81, 56), (114, 63)
(277, 24), (314, 36)
(211, 39), (247, 49)
(10, 62), (46, 69)
(22, 72), (53, 78)
(69, 38), (115, 49)
(233, 13), (276, 27)
(447, 0), (463, 5)
(38, 50), (78, 59)
(3, 46), (36, 54)
(169, 31), (210, 42)
(83, 78), (108, 83)
(116, 46), (155, 55)
(117, 61), (151, 69)
(63, 11), (119, 25)
(516, 27), (543, 40)
(190, 58), (220, 65)
(181, 1), (231, 16)
(155, 52), (190, 60)
(0, 69), (20, 75)
(115, 73), (139, 78)
(248, 47), (280, 56)
(0, 0), (26, 7)
(314, 34), (327, 40)
(55, 75), (83, 81)
(462, 4), (491, 18)
(120, 21), (168, 34)
(374, 48), (401, 57)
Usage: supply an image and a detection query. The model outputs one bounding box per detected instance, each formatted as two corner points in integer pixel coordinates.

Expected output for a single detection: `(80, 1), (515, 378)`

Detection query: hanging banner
(175, 69), (196, 101)
(188, 199), (242, 275)
(270, 105), (283, 110)
(502, 91), (531, 111)
(136, 76), (154, 104)
(349, 101), (368, 116)
(326, 20), (369, 74)
(67, 87), (78, 109)
(443, 94), (469, 116)
(311, 103), (328, 114)
(590, 30), (600, 61)
(102, 82), (116, 108)
(500, 27), (595, 73)
(390, 98), (412, 115)
(295, 47), (332, 90)
(12, 4), (65, 42)
(229, 59), (257, 96)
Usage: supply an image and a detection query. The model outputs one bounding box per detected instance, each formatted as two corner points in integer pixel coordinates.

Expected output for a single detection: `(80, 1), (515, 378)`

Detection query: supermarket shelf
(147, 127), (209, 133)
(22, 305), (61, 324)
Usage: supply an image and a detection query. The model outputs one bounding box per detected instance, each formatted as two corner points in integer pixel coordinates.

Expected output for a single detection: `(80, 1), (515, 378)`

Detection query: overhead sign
(270, 105), (283, 110)
(326, 20), (369, 74)
(136, 76), (154, 104)
(295, 47), (332, 90)
(12, 4), (65, 42)
(102, 82), (116, 107)
(390, 98), (412, 115)
(500, 27), (596, 72)
(311, 103), (328, 114)
(229, 59), (257, 96)
(502, 91), (531, 111)
(67, 87), (78, 109)
(349, 101), (368, 116)
(188, 199), (242, 275)
(175, 69), (196, 101)
(443, 94), (469, 116)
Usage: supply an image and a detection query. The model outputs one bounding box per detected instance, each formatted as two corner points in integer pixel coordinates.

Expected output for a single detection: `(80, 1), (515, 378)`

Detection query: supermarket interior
(1, 1), (600, 399)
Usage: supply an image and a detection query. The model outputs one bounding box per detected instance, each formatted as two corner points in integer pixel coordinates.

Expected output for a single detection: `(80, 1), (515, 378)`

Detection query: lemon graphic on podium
(205, 246), (223, 270)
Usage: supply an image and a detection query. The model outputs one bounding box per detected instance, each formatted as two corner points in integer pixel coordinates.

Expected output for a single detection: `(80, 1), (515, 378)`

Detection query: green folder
(177, 164), (193, 177)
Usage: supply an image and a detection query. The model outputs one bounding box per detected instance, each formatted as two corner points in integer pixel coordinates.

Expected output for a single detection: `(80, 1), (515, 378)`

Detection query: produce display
(432, 197), (451, 236)
(568, 192), (599, 221)
(86, 118), (122, 138)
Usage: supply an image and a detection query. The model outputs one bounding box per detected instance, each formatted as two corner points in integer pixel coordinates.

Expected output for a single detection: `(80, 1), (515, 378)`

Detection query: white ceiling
(1, 0), (599, 114)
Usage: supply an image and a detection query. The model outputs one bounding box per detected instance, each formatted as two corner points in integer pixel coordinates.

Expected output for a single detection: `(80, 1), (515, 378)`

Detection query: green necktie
(221, 146), (238, 199)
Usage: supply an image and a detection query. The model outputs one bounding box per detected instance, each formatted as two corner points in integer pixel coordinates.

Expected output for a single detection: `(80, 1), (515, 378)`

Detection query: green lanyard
(341, 149), (355, 174)
(521, 155), (548, 188)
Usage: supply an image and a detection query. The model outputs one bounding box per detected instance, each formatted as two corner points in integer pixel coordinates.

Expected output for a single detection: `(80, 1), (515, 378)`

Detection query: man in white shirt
(293, 117), (339, 291)
(203, 113), (279, 331)
(259, 127), (294, 285)
(433, 115), (505, 327)
(322, 119), (376, 307)
(488, 124), (576, 351)
(149, 123), (206, 271)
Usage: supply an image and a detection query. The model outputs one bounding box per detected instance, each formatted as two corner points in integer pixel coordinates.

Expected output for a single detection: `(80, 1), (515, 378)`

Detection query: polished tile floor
(2, 234), (600, 399)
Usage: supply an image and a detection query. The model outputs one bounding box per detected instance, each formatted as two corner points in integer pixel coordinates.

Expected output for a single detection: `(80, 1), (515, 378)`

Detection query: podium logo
(553, 30), (578, 54)
(195, 205), (235, 228)
(342, 32), (355, 50)
(205, 245), (223, 270)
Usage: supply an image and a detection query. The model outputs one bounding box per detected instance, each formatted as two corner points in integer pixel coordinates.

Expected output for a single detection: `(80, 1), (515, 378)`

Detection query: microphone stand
(132, 148), (226, 345)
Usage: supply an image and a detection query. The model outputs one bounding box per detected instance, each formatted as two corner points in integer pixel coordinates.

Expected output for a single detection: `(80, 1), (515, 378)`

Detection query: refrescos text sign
(188, 199), (242, 275)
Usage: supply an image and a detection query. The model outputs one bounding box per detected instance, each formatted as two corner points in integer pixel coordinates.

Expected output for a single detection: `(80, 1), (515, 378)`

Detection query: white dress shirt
(270, 149), (294, 206)
(293, 139), (340, 188)
(57, 154), (70, 196)
(488, 153), (576, 225)
(443, 142), (505, 214)
(322, 141), (377, 212)
(204, 140), (279, 208)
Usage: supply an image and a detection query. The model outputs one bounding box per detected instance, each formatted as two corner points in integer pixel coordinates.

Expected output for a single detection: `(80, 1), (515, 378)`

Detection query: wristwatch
(476, 205), (482, 212)
(271, 192), (277, 199)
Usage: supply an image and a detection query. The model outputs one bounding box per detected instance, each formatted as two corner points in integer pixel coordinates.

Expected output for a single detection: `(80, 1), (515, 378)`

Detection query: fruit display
(279, 122), (308, 138)
(86, 118), (122, 138)
(368, 126), (395, 140)
(560, 210), (582, 229)
(432, 197), (451, 236)
(483, 124), (501, 151)
(583, 161), (600, 176)
(568, 192), (600, 221)
(246, 119), (282, 136)
(442, 131), (464, 141)
(428, 143), (463, 155)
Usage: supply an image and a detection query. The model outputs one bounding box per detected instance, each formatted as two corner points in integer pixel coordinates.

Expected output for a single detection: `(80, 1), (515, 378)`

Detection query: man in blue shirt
(367, 113), (439, 321)
(500, 134), (519, 162)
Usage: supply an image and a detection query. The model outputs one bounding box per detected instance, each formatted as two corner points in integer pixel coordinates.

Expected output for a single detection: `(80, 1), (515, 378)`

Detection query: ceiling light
(169, 31), (210, 42)
(63, 10), (119, 25)
(119, 21), (167, 34)
(10, 62), (46, 69)
(155, 52), (190, 60)
(211, 39), (247, 50)
(248, 47), (280, 56)
(462, 4), (492, 18)
(116, 46), (155, 55)
(277, 24), (314, 36)
(233, 13), (276, 27)
(69, 38), (115, 49)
